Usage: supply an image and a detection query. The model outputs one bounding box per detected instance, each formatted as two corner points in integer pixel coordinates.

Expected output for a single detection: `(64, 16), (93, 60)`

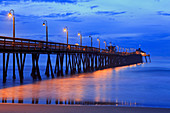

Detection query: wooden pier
(0, 36), (143, 83)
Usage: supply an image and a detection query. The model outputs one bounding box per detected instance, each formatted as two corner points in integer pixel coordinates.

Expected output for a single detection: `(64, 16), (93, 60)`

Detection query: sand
(0, 104), (170, 113)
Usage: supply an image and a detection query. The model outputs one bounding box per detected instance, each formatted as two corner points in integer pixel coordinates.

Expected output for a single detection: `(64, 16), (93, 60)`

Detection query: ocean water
(0, 59), (170, 108)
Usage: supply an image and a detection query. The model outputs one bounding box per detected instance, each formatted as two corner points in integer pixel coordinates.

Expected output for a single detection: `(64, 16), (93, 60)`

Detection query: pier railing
(0, 36), (134, 55)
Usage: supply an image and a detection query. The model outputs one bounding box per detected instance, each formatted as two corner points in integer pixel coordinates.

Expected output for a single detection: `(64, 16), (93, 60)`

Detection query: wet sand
(0, 104), (170, 113)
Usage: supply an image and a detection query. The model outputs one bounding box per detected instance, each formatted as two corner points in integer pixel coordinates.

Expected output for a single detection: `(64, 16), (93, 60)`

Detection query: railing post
(59, 44), (60, 51)
(50, 43), (51, 51)
(13, 38), (15, 50)
(35, 41), (36, 50)
(28, 41), (30, 50)
(21, 40), (23, 50)
(4, 38), (5, 49)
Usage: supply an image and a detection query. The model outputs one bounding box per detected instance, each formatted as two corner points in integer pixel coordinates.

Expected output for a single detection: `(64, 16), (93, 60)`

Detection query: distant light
(43, 23), (45, 26)
(104, 41), (106, 43)
(8, 12), (12, 17)
(63, 28), (67, 32)
(78, 33), (81, 36)
(75, 43), (79, 45)
(141, 53), (145, 55)
(97, 38), (99, 41)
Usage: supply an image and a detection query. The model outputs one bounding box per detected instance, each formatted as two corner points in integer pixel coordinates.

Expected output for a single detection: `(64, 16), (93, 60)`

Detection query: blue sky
(0, 0), (170, 57)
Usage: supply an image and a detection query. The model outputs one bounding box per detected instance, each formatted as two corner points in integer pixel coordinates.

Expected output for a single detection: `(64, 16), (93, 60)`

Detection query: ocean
(0, 59), (170, 108)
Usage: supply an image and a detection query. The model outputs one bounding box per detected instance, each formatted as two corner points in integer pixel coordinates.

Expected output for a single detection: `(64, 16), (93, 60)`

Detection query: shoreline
(0, 104), (170, 113)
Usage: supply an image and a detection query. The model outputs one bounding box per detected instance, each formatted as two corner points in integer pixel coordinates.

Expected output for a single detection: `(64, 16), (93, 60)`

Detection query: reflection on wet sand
(0, 64), (142, 106)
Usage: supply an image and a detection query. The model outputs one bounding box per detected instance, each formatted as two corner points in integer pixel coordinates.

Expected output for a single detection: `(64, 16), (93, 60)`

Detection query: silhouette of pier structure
(136, 48), (151, 63)
(0, 36), (143, 83)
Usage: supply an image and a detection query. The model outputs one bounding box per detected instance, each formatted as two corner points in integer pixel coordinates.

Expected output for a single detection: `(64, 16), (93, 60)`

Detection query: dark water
(0, 59), (170, 108)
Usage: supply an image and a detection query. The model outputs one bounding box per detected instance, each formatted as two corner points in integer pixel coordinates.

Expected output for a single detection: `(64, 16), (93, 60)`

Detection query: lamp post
(43, 20), (48, 42)
(78, 32), (82, 46)
(109, 42), (112, 52)
(63, 26), (68, 45)
(116, 45), (119, 52)
(130, 48), (132, 52)
(97, 38), (100, 49)
(8, 9), (15, 38)
(109, 42), (112, 46)
(89, 36), (92, 47)
(104, 41), (106, 50)
(8, 9), (16, 79)
(64, 26), (69, 74)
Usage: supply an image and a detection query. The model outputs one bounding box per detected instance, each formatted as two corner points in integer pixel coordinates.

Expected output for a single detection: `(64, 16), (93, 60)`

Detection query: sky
(0, 0), (170, 58)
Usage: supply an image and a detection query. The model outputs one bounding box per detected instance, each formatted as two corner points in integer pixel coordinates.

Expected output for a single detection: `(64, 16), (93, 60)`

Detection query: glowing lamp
(63, 28), (67, 32)
(43, 23), (45, 26)
(78, 33), (81, 36)
(8, 12), (12, 17)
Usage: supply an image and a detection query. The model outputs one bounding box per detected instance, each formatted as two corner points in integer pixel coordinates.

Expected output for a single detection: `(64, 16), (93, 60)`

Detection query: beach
(0, 104), (170, 113)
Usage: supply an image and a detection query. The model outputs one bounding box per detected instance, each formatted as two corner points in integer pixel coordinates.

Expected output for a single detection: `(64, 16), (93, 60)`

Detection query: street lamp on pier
(109, 42), (112, 52)
(89, 36), (92, 47)
(116, 46), (119, 52)
(63, 26), (68, 45)
(8, 9), (16, 79)
(104, 41), (106, 50)
(78, 32), (82, 46)
(122, 48), (124, 52)
(97, 38), (100, 50)
(109, 42), (112, 46)
(8, 9), (15, 38)
(43, 20), (48, 42)
(130, 48), (132, 52)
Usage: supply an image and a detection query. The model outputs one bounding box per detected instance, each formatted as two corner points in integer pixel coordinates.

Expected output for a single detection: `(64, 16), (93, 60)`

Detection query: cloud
(0, 10), (8, 16)
(32, 0), (77, 3)
(43, 12), (77, 18)
(55, 17), (82, 22)
(90, 5), (99, 10)
(82, 32), (100, 36)
(156, 36), (170, 40)
(95, 11), (126, 15)
(157, 11), (170, 16)
(0, 0), (92, 5)
(113, 33), (142, 38)
(94, 33), (143, 42)
(32, 0), (92, 3)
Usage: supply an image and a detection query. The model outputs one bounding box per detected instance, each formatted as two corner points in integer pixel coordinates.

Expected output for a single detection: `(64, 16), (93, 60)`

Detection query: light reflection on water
(0, 67), (116, 100)
(0, 64), (138, 106)
(0, 61), (170, 108)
